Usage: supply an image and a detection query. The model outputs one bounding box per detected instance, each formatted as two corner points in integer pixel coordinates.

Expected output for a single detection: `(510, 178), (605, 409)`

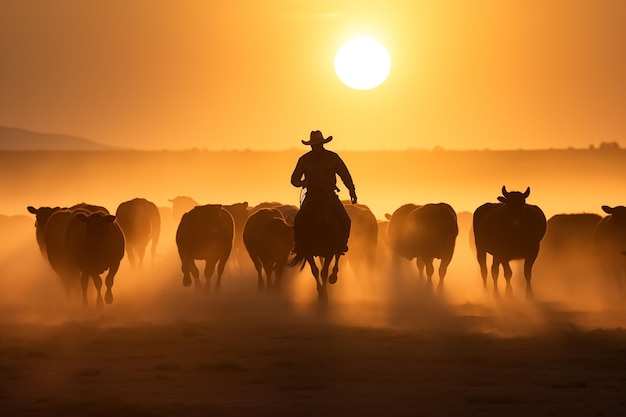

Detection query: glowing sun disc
(334, 37), (391, 90)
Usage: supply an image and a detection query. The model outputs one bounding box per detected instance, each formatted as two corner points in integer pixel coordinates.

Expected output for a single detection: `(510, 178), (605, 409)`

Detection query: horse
(288, 189), (346, 301)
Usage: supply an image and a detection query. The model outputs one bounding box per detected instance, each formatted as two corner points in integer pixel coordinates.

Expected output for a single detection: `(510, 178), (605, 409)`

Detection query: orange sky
(1, 0), (625, 150)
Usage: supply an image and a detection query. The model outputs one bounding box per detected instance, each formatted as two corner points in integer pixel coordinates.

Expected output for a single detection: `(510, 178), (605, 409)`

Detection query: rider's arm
(335, 156), (355, 194)
(290, 158), (307, 188)
(335, 155), (357, 203)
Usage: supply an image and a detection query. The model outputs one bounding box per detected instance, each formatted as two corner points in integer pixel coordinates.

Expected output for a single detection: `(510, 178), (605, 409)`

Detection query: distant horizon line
(1, 125), (622, 152)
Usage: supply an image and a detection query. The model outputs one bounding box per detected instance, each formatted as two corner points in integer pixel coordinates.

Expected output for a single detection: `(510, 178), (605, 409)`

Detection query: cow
(251, 202), (298, 226)
(243, 208), (294, 291)
(473, 186), (547, 300)
(386, 204), (426, 277)
(169, 196), (199, 221)
(69, 211), (125, 308)
(43, 205), (124, 308)
(175, 204), (234, 292)
(26, 205), (61, 260)
(387, 203), (458, 292)
(592, 206), (626, 290)
(541, 213), (602, 262)
(342, 201), (378, 273)
(115, 198), (161, 271)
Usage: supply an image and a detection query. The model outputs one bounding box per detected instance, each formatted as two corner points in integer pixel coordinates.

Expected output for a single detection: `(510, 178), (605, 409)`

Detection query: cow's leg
(423, 258), (435, 291)
(491, 257), (501, 298)
(92, 273), (104, 310)
(214, 252), (231, 293)
(416, 257), (426, 283)
(523, 256), (537, 301)
(329, 254), (341, 285)
(204, 257), (219, 293)
(191, 260), (201, 290)
(261, 259), (274, 290)
(438, 253), (453, 293)
(249, 253), (264, 291)
(477, 249), (489, 291)
(274, 263), (285, 289)
(137, 245), (147, 272)
(104, 262), (120, 305)
(502, 261), (513, 299)
(80, 271), (90, 307)
(180, 257), (197, 288)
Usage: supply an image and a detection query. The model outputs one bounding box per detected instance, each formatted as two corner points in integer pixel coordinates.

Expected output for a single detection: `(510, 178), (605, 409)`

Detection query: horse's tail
(288, 251), (307, 270)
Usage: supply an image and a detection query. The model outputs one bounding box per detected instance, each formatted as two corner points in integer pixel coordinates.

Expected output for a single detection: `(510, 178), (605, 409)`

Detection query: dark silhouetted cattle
(115, 198), (161, 271)
(42, 203), (123, 308)
(343, 201), (378, 273)
(473, 186), (547, 300)
(169, 196), (198, 221)
(387, 203), (458, 292)
(27, 205), (61, 259)
(250, 202), (299, 226)
(42, 203), (112, 302)
(541, 213), (602, 261)
(592, 206), (626, 290)
(175, 204), (234, 292)
(243, 208), (294, 291)
(386, 204), (426, 277)
(69, 211), (125, 308)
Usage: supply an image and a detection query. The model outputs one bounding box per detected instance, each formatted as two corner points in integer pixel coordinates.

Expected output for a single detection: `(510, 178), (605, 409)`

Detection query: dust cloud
(2, 204), (625, 338)
(1, 149), (626, 335)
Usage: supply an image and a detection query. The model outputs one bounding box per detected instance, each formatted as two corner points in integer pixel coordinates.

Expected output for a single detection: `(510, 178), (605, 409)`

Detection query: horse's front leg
(328, 254), (341, 284)
(307, 256), (326, 301)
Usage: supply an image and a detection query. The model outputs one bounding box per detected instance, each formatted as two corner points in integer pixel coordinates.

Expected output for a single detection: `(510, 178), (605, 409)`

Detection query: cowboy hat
(302, 130), (333, 145)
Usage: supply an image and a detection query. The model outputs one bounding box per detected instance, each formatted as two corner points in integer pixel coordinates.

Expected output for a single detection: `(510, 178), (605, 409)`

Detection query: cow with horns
(473, 186), (547, 300)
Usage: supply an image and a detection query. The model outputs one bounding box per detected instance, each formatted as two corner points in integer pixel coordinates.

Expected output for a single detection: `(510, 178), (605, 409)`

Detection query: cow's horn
(502, 186), (509, 197)
(523, 187), (530, 198)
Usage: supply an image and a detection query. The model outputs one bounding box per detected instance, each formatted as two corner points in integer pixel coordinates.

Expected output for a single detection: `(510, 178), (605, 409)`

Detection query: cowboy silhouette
(290, 130), (357, 254)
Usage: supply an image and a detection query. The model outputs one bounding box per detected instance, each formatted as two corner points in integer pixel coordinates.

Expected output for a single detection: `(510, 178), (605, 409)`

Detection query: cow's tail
(288, 251), (307, 270)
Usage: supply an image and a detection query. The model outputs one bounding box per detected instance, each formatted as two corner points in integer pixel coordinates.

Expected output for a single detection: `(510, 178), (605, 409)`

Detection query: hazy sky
(1, 0), (625, 150)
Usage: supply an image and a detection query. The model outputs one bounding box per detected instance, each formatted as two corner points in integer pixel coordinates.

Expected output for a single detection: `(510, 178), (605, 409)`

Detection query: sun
(334, 37), (391, 90)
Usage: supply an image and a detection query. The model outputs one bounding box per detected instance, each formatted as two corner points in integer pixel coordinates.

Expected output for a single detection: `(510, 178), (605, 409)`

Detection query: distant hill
(0, 126), (119, 151)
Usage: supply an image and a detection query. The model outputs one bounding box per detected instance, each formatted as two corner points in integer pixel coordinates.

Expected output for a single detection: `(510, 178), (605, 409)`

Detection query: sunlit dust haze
(2, 147), (626, 334)
(1, 0), (626, 151)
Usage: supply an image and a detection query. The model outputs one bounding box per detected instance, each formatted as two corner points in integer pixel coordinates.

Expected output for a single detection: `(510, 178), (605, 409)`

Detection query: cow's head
(602, 205), (626, 230)
(498, 186), (530, 227)
(27, 206), (60, 228)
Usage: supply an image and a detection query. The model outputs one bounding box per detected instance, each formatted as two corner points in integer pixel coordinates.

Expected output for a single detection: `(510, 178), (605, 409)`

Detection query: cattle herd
(25, 186), (626, 308)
